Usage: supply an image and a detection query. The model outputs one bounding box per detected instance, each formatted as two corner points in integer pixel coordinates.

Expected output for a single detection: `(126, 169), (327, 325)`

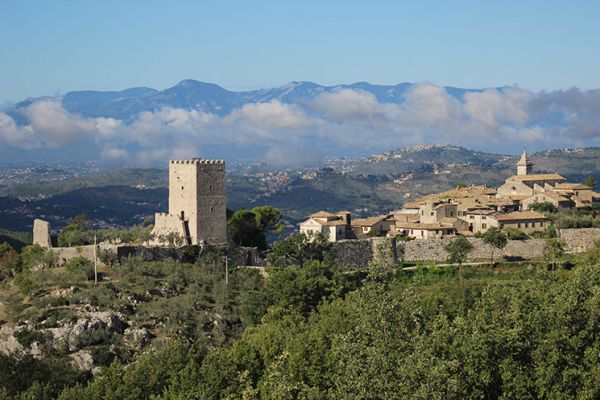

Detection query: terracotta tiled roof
(513, 174), (565, 181)
(310, 211), (338, 219)
(395, 222), (454, 230)
(466, 209), (496, 215)
(525, 192), (572, 202)
(555, 183), (592, 190)
(320, 220), (347, 226)
(352, 215), (391, 227)
(493, 211), (550, 222)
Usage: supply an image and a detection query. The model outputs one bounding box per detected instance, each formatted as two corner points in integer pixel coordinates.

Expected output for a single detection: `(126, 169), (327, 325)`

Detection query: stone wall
(332, 239), (373, 267)
(52, 243), (118, 265)
(559, 228), (600, 253)
(333, 236), (547, 266)
(33, 219), (52, 248)
(400, 238), (546, 262)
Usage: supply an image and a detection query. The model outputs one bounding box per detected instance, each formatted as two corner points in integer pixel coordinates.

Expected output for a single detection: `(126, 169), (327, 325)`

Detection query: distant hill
(1, 145), (600, 232)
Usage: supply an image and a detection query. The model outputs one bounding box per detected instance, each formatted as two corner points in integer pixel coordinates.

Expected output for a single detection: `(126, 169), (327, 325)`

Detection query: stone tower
(517, 150), (533, 176)
(152, 159), (227, 246)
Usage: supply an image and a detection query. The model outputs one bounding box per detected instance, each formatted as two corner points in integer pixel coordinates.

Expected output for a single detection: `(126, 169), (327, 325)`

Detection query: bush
(503, 226), (528, 240)
(65, 256), (95, 281)
(14, 330), (46, 347)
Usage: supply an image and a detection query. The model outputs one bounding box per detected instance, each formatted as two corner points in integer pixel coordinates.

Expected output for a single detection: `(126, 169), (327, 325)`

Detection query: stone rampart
(334, 236), (547, 266)
(52, 243), (118, 265)
(399, 238), (546, 262)
(559, 228), (600, 253)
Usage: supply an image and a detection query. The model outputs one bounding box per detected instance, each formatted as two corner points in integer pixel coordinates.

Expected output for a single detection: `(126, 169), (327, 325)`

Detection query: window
(430, 212), (434, 216)
(181, 186), (184, 190)
(210, 185), (214, 190)
(469, 215), (474, 219)
(449, 211), (454, 217)
(482, 223), (487, 229)
(482, 216), (487, 220)
(210, 207), (214, 212)
(525, 222), (528, 228)
(517, 223), (521, 228)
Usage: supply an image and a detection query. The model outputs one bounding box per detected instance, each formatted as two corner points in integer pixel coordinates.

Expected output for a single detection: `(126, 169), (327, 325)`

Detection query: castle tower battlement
(152, 158), (227, 246)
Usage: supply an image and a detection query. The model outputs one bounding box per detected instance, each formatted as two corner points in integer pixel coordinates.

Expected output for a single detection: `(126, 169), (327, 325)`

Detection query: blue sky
(1, 0), (600, 103)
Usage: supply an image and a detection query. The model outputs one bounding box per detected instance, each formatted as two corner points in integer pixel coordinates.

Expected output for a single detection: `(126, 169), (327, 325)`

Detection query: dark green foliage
(528, 201), (558, 214)
(65, 256), (95, 281)
(241, 260), (363, 325)
(13, 330), (46, 348)
(444, 235), (474, 266)
(267, 233), (333, 267)
(0, 354), (89, 399)
(0, 242), (20, 280)
(583, 175), (597, 189)
(482, 227), (508, 264)
(227, 206), (284, 250)
(58, 224), (88, 247)
(503, 226), (529, 240)
(20, 244), (58, 270)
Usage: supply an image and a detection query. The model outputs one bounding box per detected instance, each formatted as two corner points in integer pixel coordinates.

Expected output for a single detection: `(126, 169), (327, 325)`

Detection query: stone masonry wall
(559, 228), (600, 253)
(399, 238), (546, 262)
(334, 237), (547, 266)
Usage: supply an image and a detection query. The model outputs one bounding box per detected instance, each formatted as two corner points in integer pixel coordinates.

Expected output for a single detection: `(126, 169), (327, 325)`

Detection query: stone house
(351, 214), (395, 238)
(522, 191), (575, 211)
(299, 211), (351, 242)
(553, 183), (599, 208)
(492, 211), (551, 233)
(395, 222), (456, 239)
(464, 209), (498, 233)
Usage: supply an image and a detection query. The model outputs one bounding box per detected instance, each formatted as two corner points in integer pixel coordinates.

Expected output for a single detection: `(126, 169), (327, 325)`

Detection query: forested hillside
(2, 237), (600, 398)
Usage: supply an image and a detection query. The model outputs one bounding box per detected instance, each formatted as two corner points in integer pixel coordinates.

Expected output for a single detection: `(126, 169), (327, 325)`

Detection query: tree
(528, 201), (558, 214)
(228, 210), (265, 249)
(584, 176), (597, 190)
(543, 238), (565, 270)
(482, 227), (507, 265)
(504, 226), (528, 240)
(252, 206), (284, 235)
(71, 213), (93, 231)
(58, 224), (90, 247)
(445, 235), (474, 267)
(227, 207), (284, 250)
(0, 243), (20, 280)
(267, 233), (332, 267)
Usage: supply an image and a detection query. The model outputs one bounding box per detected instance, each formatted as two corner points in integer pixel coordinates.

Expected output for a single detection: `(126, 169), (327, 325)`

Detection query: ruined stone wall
(33, 219), (52, 248)
(559, 228), (600, 253)
(150, 213), (187, 245)
(51, 243), (118, 265)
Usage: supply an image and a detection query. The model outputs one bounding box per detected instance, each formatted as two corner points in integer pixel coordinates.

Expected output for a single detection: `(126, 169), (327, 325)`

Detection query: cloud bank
(2, 84), (600, 166)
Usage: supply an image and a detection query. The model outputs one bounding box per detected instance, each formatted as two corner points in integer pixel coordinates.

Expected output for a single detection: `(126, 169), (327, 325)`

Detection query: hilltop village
(300, 151), (600, 241)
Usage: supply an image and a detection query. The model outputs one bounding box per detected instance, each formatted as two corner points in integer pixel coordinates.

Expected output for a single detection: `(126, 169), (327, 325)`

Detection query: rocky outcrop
(46, 311), (125, 352)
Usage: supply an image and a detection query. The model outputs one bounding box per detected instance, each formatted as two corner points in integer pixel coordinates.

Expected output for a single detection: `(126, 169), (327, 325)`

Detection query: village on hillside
(300, 151), (600, 241)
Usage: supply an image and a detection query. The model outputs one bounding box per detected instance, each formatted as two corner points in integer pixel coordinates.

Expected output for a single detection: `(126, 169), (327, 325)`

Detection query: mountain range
(7, 80), (492, 122)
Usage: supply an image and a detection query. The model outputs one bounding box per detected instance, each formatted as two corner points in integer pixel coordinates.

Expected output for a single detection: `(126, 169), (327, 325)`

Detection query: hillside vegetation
(1, 237), (600, 398)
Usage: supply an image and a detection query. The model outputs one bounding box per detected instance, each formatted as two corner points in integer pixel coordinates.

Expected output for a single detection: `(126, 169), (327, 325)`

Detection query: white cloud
(3, 84), (600, 166)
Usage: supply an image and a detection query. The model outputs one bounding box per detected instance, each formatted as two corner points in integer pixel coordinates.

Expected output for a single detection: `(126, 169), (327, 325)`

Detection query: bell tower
(516, 150), (533, 176)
